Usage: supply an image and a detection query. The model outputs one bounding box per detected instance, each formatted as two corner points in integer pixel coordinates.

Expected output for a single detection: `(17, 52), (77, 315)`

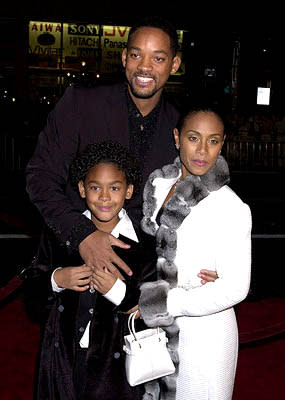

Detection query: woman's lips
(193, 160), (207, 167)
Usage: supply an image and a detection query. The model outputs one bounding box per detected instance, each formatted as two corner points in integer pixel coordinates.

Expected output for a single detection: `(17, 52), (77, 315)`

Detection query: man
(26, 16), (216, 283)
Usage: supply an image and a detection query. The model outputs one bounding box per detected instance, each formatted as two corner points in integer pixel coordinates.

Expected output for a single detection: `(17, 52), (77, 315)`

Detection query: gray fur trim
(139, 280), (174, 327)
(141, 155), (230, 399)
(143, 381), (160, 399)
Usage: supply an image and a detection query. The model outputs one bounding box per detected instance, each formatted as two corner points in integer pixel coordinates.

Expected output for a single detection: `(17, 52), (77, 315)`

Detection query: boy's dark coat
(30, 224), (157, 400)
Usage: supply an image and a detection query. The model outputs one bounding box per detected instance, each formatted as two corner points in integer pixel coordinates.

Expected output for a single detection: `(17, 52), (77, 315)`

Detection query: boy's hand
(53, 265), (92, 291)
(197, 269), (219, 285)
(53, 264), (92, 292)
(91, 266), (117, 295)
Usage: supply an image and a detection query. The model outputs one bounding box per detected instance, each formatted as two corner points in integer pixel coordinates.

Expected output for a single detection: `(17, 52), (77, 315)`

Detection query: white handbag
(123, 310), (175, 386)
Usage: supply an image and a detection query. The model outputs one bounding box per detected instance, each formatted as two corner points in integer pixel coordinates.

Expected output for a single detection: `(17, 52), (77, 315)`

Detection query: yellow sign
(29, 21), (185, 75)
(101, 26), (129, 73)
(29, 21), (62, 67)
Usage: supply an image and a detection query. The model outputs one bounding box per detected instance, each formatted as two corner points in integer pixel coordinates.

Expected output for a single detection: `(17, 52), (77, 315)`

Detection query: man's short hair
(127, 16), (179, 57)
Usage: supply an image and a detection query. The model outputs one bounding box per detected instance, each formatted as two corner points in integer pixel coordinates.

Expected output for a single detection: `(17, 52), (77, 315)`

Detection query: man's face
(122, 27), (181, 101)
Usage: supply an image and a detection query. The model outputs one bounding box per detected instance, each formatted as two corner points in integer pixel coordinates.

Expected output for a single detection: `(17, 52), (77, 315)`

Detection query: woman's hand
(53, 265), (92, 291)
(198, 269), (219, 285)
(125, 305), (141, 319)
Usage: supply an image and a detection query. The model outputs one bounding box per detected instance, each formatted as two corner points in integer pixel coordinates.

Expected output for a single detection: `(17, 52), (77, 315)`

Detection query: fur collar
(140, 156), (229, 400)
(141, 155), (230, 238)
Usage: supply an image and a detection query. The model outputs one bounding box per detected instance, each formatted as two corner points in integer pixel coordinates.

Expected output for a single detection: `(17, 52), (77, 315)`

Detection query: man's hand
(91, 267), (117, 295)
(79, 231), (132, 280)
(54, 265), (92, 291)
(198, 269), (219, 285)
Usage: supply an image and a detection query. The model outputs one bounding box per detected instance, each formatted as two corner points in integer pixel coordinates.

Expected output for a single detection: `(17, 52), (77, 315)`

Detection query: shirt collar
(125, 82), (162, 120)
(82, 208), (139, 243)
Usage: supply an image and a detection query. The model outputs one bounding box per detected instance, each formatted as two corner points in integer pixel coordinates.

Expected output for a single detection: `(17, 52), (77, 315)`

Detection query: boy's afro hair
(70, 141), (142, 194)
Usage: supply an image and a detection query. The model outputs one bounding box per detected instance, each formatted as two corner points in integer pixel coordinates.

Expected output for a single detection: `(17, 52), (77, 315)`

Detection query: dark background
(0, 2), (284, 297)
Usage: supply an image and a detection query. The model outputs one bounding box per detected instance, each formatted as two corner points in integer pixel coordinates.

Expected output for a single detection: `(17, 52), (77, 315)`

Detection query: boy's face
(78, 163), (133, 232)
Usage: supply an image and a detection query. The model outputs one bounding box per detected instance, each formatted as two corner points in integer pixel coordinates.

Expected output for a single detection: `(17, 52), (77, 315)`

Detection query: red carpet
(0, 297), (284, 399)
(0, 300), (40, 400)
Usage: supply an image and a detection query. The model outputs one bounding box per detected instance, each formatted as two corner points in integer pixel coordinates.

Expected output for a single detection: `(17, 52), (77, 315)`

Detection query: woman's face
(174, 111), (225, 177)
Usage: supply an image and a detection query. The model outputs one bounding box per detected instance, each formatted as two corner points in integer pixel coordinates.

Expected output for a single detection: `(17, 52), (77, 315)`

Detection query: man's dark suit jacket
(26, 82), (179, 250)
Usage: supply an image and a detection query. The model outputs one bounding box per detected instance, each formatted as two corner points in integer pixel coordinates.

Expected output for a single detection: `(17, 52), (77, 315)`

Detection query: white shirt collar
(82, 208), (139, 243)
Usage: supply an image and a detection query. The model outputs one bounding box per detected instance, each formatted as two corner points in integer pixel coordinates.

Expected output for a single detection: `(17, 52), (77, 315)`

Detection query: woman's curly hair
(70, 141), (142, 195)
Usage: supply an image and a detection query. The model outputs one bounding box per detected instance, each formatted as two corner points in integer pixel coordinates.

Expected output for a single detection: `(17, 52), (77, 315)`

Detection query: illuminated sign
(29, 21), (62, 67)
(257, 87), (270, 105)
(29, 21), (185, 75)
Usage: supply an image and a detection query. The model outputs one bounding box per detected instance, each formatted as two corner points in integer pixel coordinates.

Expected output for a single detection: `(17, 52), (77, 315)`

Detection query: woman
(138, 108), (252, 400)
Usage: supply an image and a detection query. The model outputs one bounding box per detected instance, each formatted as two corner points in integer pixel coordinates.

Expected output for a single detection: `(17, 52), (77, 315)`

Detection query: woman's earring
(175, 144), (180, 150)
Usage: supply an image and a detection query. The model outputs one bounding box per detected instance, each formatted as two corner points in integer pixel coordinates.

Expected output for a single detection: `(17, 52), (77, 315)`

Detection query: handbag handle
(127, 310), (159, 342)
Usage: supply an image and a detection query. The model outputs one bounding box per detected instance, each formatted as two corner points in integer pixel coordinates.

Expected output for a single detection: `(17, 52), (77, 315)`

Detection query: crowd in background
(1, 88), (285, 173)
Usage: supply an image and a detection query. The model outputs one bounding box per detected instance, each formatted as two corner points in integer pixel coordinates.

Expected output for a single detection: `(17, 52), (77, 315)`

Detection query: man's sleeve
(25, 86), (96, 252)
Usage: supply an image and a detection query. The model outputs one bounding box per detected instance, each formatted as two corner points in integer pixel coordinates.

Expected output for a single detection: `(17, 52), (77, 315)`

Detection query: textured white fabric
(152, 182), (252, 400)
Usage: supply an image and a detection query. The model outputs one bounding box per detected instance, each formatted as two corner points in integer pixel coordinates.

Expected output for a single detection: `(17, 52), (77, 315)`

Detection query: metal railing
(1, 132), (285, 172)
(224, 139), (285, 171)
(0, 134), (37, 171)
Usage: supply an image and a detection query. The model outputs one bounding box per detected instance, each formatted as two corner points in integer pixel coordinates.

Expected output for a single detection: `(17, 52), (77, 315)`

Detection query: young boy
(33, 141), (156, 400)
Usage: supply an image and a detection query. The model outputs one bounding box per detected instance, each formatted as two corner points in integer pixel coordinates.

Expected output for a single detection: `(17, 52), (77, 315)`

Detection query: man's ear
(78, 181), (86, 198)
(122, 48), (127, 68)
(170, 56), (181, 75)
(125, 184), (134, 200)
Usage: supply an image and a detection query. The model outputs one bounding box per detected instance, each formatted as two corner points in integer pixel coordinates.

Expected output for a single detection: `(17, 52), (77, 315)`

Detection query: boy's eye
(90, 186), (100, 191)
(189, 136), (198, 142)
(111, 186), (120, 191)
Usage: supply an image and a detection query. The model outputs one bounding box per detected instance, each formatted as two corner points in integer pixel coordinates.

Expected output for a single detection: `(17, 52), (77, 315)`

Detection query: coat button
(54, 341), (59, 348)
(89, 308), (93, 315)
(58, 305), (64, 312)
(79, 327), (85, 333)
(114, 352), (120, 359)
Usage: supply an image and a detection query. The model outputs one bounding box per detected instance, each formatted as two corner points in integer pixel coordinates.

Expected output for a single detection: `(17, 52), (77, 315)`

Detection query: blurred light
(12, 97), (16, 102)
(96, 73), (100, 78)
(67, 72), (71, 76)
(257, 87), (270, 105)
(81, 61), (86, 67)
